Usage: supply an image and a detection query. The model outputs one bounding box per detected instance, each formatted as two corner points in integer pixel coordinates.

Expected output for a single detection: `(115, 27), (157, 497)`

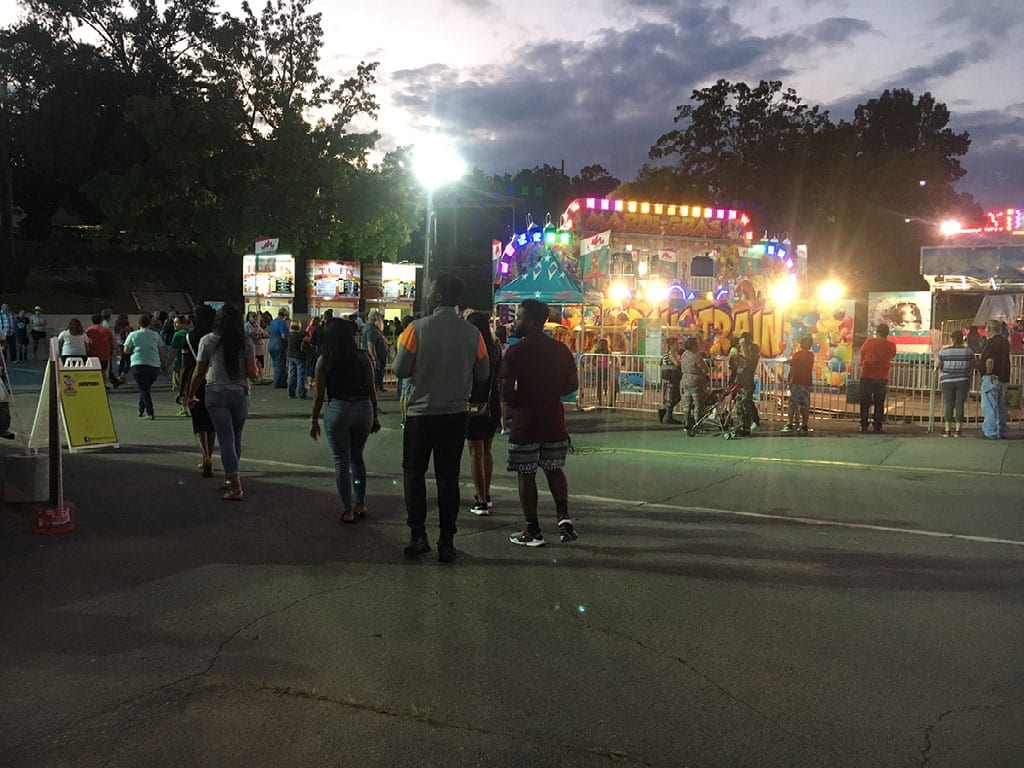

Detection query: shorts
(789, 384), (811, 409)
(507, 439), (569, 474)
(466, 410), (498, 441)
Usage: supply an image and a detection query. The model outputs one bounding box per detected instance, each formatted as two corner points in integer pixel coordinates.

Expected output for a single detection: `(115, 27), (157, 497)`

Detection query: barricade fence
(576, 353), (1024, 429)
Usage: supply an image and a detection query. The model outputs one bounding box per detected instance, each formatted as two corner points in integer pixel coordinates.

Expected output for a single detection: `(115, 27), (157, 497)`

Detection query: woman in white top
(57, 318), (91, 364)
(186, 304), (258, 501)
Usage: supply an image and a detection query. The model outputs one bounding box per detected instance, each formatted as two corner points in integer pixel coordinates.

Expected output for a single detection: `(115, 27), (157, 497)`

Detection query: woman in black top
(465, 312), (502, 515)
(309, 319), (379, 524)
(179, 305), (217, 477)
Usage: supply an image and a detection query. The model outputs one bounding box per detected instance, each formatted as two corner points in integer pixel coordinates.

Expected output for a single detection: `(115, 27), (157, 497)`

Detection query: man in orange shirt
(85, 313), (119, 389)
(859, 323), (897, 433)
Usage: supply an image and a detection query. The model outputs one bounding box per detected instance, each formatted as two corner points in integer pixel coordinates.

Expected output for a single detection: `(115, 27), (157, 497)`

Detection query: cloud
(932, 0), (1024, 41)
(886, 47), (992, 93)
(387, 3), (877, 182)
(800, 16), (872, 45)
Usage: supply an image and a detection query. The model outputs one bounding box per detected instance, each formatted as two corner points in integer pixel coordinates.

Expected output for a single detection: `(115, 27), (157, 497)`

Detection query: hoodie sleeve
(392, 323), (416, 379)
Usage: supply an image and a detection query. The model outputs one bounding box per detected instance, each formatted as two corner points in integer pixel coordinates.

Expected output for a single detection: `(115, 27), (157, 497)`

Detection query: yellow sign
(58, 367), (118, 451)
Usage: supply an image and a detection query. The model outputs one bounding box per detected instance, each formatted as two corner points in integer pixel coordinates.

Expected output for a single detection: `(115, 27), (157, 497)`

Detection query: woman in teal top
(123, 315), (167, 419)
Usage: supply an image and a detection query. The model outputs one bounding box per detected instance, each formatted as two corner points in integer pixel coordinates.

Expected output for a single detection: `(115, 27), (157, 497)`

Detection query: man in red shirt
(859, 323), (897, 433)
(501, 299), (580, 547)
(85, 313), (119, 389)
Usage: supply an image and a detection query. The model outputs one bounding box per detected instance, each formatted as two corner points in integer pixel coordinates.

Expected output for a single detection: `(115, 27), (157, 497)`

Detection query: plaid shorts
(507, 439), (569, 474)
(789, 384), (811, 409)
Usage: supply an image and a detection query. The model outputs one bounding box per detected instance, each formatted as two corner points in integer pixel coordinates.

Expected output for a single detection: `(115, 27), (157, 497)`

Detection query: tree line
(1, 0), (979, 293)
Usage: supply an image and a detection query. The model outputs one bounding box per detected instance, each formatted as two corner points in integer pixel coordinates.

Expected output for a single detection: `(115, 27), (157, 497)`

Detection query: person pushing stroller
(679, 336), (710, 429)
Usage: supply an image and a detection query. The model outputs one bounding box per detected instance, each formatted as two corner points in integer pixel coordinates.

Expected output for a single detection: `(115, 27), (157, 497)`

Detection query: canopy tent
(972, 294), (1022, 326)
(921, 244), (1024, 289)
(494, 252), (601, 305)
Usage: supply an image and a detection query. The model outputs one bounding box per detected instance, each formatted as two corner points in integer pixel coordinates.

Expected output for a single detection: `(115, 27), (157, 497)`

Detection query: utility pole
(0, 77), (14, 268)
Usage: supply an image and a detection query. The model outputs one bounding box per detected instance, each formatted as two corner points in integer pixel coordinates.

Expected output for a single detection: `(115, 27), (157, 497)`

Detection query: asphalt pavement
(1, 359), (1023, 768)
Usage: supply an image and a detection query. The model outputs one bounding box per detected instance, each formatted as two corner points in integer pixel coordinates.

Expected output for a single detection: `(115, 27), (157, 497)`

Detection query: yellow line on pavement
(583, 446), (1024, 480)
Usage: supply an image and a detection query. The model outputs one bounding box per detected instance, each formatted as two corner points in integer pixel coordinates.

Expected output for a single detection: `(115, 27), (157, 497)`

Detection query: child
(782, 335), (815, 434)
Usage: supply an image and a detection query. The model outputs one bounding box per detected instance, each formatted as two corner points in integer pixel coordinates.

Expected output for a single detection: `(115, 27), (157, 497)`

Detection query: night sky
(3, 0), (1022, 208)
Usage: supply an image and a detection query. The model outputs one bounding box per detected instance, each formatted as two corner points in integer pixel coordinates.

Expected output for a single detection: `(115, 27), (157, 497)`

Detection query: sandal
(339, 510), (357, 524)
(222, 476), (244, 501)
(201, 462), (213, 478)
(354, 503), (367, 519)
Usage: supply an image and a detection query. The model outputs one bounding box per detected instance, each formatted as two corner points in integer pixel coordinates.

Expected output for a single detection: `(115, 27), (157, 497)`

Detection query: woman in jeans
(186, 304), (257, 500)
(935, 329), (975, 437)
(123, 315), (166, 418)
(309, 319), (379, 524)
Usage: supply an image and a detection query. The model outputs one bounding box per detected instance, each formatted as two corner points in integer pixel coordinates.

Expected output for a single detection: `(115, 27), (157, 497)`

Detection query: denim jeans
(940, 379), (970, 424)
(403, 412), (469, 537)
(269, 344), (287, 387)
(287, 357), (307, 398)
(324, 398), (373, 512)
(130, 364), (160, 416)
(860, 377), (888, 428)
(981, 376), (1008, 438)
(205, 384), (250, 478)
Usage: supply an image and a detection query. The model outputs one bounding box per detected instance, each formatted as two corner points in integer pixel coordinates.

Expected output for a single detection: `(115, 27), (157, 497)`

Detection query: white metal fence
(576, 352), (1024, 429)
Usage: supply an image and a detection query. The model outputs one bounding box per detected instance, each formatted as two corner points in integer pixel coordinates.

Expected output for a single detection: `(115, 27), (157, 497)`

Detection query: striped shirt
(937, 345), (974, 383)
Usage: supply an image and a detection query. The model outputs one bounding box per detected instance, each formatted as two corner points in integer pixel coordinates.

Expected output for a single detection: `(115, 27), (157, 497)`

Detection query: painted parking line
(570, 494), (1024, 549)
(236, 456), (1024, 549)
(576, 446), (1024, 481)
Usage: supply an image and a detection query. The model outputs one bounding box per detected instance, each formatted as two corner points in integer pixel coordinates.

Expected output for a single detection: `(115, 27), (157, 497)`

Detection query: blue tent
(494, 252), (598, 304)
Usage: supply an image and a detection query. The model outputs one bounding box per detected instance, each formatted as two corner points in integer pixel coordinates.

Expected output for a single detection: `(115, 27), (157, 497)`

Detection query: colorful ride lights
(576, 197), (747, 223)
(753, 239), (794, 269)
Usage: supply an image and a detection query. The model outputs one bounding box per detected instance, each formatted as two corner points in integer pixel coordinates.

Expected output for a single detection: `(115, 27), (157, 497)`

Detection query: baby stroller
(685, 382), (742, 439)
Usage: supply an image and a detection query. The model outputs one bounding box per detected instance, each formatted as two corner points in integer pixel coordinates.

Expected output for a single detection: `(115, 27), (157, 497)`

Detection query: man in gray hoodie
(393, 273), (490, 563)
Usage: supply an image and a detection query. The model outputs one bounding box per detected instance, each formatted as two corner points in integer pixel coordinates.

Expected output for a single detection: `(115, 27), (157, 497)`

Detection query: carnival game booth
(921, 208), (1024, 421)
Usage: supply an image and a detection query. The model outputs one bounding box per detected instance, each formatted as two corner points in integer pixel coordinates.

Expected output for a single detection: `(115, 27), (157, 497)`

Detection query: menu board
(382, 262), (417, 302)
(242, 254), (295, 298)
(308, 260), (361, 300)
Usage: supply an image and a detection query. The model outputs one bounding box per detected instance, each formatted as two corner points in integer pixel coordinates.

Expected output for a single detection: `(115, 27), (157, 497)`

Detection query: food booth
(242, 253), (295, 319)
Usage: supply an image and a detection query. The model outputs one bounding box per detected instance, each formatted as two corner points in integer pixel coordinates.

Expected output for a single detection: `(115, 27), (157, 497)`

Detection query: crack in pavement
(643, 474), (743, 506)
(591, 625), (801, 745)
(3, 576), (377, 755)
(247, 682), (654, 766)
(918, 701), (1022, 767)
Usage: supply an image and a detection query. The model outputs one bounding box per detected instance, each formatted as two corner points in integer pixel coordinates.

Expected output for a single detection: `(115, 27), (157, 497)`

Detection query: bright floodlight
(817, 279), (845, 304)
(413, 134), (466, 192)
(769, 276), (798, 308)
(939, 220), (962, 236)
(645, 281), (669, 304)
(608, 282), (631, 303)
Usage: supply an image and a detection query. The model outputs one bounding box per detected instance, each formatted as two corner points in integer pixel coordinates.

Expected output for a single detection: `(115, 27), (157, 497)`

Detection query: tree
(808, 90), (978, 288)
(649, 79), (832, 230)
(569, 165), (620, 200)
(644, 80), (979, 290)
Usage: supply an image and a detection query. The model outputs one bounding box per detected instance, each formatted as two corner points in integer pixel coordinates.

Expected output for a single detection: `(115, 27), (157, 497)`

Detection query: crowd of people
(0, 274), (579, 560)
(7, 289), (1022, 559)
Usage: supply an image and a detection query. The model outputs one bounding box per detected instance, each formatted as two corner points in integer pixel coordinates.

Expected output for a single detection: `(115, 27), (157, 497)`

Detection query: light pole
(412, 134), (466, 300)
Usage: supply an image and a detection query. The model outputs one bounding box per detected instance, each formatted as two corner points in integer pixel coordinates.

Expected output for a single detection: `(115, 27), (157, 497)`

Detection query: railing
(576, 352), (1024, 428)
